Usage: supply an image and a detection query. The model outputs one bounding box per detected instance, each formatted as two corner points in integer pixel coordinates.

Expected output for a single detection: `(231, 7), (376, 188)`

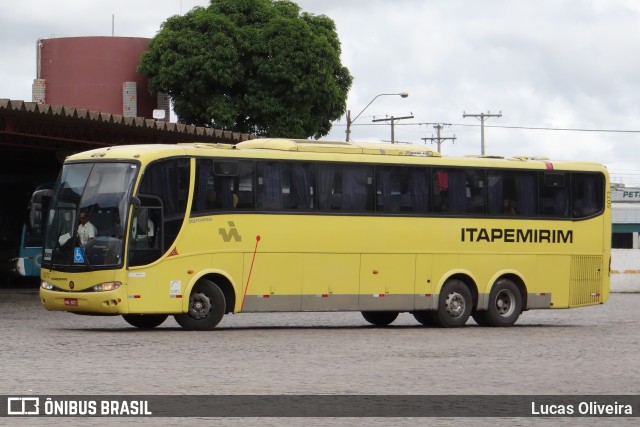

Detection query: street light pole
(346, 92), (408, 141)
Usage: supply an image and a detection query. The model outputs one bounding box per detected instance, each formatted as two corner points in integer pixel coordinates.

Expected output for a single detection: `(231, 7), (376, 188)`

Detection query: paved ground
(0, 287), (638, 426)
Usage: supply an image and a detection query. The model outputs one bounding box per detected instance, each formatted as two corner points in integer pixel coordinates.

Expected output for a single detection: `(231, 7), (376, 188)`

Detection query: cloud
(2, 0), (640, 183)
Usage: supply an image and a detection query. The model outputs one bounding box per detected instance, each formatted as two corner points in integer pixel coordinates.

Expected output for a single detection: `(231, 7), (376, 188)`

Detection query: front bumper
(40, 287), (127, 314)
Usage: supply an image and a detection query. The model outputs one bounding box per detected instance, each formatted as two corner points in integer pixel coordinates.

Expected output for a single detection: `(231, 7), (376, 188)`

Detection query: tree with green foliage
(138, 0), (352, 139)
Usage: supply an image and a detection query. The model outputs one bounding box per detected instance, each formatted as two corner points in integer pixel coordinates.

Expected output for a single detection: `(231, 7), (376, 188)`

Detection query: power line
(340, 122), (640, 134)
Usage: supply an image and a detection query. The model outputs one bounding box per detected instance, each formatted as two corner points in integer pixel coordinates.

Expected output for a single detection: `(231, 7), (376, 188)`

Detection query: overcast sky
(2, 0), (640, 184)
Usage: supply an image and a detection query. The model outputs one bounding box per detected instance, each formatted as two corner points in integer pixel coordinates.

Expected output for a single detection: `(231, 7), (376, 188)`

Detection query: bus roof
(64, 139), (607, 173)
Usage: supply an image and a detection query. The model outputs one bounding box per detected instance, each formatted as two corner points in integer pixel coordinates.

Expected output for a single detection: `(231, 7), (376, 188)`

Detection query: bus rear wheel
(361, 311), (399, 326)
(432, 279), (472, 328)
(174, 280), (226, 330)
(475, 279), (522, 327)
(122, 314), (168, 329)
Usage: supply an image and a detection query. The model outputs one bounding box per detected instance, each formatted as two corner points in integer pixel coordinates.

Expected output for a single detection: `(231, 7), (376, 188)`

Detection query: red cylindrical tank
(38, 36), (155, 118)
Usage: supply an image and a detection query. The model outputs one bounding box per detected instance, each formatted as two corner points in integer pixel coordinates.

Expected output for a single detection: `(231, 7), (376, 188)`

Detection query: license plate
(64, 298), (78, 306)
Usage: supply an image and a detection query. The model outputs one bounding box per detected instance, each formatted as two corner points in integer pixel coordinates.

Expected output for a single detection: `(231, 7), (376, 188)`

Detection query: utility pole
(371, 115), (414, 143)
(462, 111), (502, 155)
(421, 123), (456, 153)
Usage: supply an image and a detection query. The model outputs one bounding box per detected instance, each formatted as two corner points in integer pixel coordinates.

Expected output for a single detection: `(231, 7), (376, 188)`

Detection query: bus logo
(7, 397), (40, 415)
(219, 221), (241, 242)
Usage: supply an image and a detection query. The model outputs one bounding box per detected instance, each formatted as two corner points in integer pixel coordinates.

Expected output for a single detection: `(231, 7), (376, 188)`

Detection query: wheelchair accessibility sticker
(74, 247), (85, 264)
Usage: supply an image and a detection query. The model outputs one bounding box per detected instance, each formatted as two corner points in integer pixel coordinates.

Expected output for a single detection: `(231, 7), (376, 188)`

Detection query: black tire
(471, 310), (491, 326)
(174, 280), (226, 330)
(412, 311), (436, 326)
(122, 314), (168, 329)
(480, 278), (522, 327)
(361, 311), (399, 326)
(432, 279), (472, 328)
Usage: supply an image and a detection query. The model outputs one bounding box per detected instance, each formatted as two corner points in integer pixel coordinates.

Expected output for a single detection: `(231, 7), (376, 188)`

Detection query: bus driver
(77, 212), (97, 246)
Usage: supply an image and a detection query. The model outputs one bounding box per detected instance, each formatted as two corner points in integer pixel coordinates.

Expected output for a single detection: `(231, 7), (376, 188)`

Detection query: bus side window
(376, 167), (403, 213)
(290, 163), (314, 210)
(434, 169), (482, 214)
(192, 159), (214, 213)
(236, 161), (255, 209)
(489, 171), (537, 216)
(257, 162), (284, 210)
(466, 170), (486, 214)
(540, 172), (569, 217)
(137, 158), (189, 253)
(340, 165), (373, 211)
(317, 165), (337, 211)
(572, 173), (603, 218)
(376, 167), (430, 214)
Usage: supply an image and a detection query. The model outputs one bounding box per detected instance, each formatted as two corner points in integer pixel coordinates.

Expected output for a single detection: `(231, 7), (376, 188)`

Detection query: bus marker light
(187, 270), (194, 275)
(373, 294), (385, 298)
(317, 294), (329, 298)
(128, 295), (141, 299)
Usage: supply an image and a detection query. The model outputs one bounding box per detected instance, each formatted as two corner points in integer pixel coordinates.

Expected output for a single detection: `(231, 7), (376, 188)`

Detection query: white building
(611, 184), (640, 292)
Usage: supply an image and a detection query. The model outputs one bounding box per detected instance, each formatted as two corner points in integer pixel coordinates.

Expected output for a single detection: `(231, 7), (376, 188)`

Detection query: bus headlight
(41, 281), (55, 290)
(92, 282), (122, 292)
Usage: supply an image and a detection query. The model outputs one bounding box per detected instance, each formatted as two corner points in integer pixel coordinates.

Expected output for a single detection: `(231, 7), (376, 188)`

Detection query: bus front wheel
(431, 279), (472, 328)
(122, 314), (168, 329)
(174, 280), (226, 330)
(475, 279), (522, 327)
(412, 311), (436, 326)
(361, 311), (399, 326)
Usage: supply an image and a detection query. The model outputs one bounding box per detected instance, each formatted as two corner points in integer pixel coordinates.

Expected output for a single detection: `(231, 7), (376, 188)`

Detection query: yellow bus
(39, 139), (610, 329)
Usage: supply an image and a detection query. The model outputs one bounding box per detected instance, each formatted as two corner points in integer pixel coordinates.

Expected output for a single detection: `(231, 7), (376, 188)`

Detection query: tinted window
(487, 171), (537, 216)
(572, 173), (604, 218)
(317, 164), (374, 211)
(539, 172), (569, 217)
(433, 168), (485, 214)
(376, 166), (430, 213)
(138, 158), (190, 251)
(192, 159), (254, 213)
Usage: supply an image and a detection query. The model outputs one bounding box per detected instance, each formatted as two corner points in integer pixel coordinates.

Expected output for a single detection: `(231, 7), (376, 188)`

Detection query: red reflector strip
(127, 295), (141, 299)
(591, 292), (601, 297)
(423, 294), (432, 297)
(316, 294), (329, 298)
(169, 295), (183, 299)
(373, 294), (385, 298)
(260, 295), (270, 298)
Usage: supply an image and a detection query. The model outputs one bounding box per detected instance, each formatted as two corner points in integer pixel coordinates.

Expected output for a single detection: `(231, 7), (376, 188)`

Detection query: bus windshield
(43, 162), (138, 269)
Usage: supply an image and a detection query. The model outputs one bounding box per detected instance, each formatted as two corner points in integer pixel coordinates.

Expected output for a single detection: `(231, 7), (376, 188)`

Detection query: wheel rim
(445, 291), (466, 318)
(188, 291), (212, 320)
(495, 289), (516, 318)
